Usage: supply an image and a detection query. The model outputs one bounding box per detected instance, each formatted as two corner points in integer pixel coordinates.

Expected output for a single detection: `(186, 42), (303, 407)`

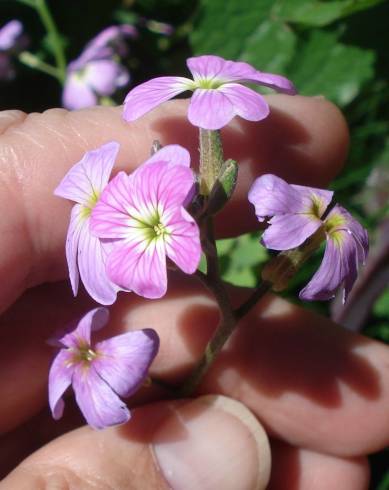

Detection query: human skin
(0, 96), (386, 489)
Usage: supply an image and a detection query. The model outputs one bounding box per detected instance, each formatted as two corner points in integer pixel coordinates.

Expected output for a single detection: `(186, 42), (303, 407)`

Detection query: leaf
(373, 289), (389, 317)
(240, 20), (297, 74)
(191, 0), (273, 59)
(274, 0), (386, 27)
(288, 31), (375, 105)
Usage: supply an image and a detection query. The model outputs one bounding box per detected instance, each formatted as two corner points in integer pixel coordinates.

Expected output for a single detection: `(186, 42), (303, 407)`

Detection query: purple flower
(63, 25), (136, 110)
(248, 174), (369, 302)
(54, 141), (120, 305)
(0, 20), (25, 80)
(123, 54), (296, 130)
(90, 145), (201, 299)
(49, 307), (159, 430)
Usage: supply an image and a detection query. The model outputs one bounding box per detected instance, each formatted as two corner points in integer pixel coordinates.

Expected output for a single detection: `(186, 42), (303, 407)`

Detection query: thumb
(0, 395), (271, 490)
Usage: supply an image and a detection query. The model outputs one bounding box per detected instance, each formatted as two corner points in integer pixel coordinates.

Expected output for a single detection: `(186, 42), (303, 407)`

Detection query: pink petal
(249, 71), (297, 95)
(107, 238), (167, 299)
(143, 144), (191, 167)
(65, 204), (84, 296)
(94, 329), (159, 397)
(187, 55), (257, 83)
(299, 231), (358, 302)
(165, 208), (201, 273)
(291, 184), (333, 218)
(130, 160), (195, 212)
(72, 364), (130, 430)
(248, 174), (307, 221)
(188, 88), (234, 130)
(219, 83), (269, 122)
(262, 213), (322, 250)
(55, 141), (119, 205)
(123, 76), (191, 122)
(0, 20), (23, 50)
(90, 171), (133, 239)
(77, 222), (119, 305)
(62, 72), (97, 110)
(48, 349), (74, 420)
(60, 307), (109, 349)
(84, 59), (129, 95)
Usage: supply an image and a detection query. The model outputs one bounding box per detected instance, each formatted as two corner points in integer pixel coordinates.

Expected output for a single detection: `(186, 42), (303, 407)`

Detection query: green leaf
(275, 0), (386, 27)
(191, 0), (273, 59)
(373, 289), (389, 317)
(240, 19), (297, 73)
(288, 31), (375, 105)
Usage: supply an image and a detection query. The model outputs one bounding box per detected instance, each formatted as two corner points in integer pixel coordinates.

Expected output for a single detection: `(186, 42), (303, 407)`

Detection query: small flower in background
(248, 174), (369, 302)
(0, 20), (26, 80)
(49, 307), (159, 430)
(63, 25), (137, 110)
(54, 141), (120, 304)
(123, 54), (296, 130)
(90, 145), (201, 299)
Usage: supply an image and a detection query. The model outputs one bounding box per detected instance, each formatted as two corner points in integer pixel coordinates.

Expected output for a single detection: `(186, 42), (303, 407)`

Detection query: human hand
(0, 96), (387, 489)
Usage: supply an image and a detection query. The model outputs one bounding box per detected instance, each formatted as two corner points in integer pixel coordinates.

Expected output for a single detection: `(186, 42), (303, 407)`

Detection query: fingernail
(152, 395), (271, 490)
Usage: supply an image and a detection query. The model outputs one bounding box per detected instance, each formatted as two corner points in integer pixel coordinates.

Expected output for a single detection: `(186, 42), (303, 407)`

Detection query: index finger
(0, 96), (348, 311)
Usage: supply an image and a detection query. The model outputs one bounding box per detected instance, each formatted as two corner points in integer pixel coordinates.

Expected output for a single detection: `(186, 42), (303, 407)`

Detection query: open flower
(90, 145), (201, 299)
(0, 20), (25, 80)
(49, 307), (159, 430)
(123, 54), (296, 130)
(63, 25), (136, 110)
(248, 174), (368, 302)
(54, 141), (120, 304)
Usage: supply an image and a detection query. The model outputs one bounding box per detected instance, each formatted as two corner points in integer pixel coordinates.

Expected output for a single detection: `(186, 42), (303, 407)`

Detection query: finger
(1, 279), (389, 458)
(0, 96), (348, 310)
(268, 439), (369, 490)
(0, 395), (271, 490)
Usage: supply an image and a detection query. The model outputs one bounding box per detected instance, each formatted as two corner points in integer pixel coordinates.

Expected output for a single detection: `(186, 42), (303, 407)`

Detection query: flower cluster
(248, 174), (368, 301)
(63, 25), (137, 110)
(0, 20), (26, 80)
(52, 53), (368, 430)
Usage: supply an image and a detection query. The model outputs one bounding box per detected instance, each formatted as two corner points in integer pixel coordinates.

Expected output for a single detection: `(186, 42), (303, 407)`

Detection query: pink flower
(123, 54), (296, 130)
(0, 20), (26, 80)
(49, 307), (159, 430)
(54, 141), (120, 305)
(90, 145), (201, 299)
(248, 174), (369, 302)
(63, 25), (136, 110)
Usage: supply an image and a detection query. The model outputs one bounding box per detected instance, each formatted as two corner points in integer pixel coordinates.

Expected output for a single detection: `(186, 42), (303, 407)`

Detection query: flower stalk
(199, 129), (224, 195)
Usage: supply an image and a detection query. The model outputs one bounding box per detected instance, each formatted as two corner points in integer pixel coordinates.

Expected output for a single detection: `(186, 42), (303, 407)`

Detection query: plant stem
(34, 0), (66, 83)
(19, 51), (61, 79)
(199, 129), (224, 195)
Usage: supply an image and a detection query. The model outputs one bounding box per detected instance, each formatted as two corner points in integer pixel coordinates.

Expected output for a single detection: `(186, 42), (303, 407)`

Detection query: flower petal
(165, 208), (201, 273)
(65, 204), (84, 296)
(77, 221), (119, 305)
(299, 230), (358, 302)
(219, 83), (269, 122)
(60, 307), (109, 348)
(48, 349), (75, 420)
(187, 55), (258, 83)
(262, 213), (322, 250)
(249, 71), (297, 95)
(123, 76), (191, 122)
(90, 171), (133, 239)
(55, 141), (119, 205)
(84, 59), (129, 95)
(62, 72), (97, 110)
(94, 329), (159, 397)
(188, 88), (234, 130)
(143, 144), (191, 167)
(291, 184), (333, 218)
(131, 160), (195, 213)
(107, 238), (167, 299)
(72, 364), (130, 430)
(0, 20), (23, 50)
(248, 174), (306, 221)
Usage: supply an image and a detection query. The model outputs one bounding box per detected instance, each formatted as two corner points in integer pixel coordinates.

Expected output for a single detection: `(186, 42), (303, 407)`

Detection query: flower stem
(19, 51), (61, 79)
(33, 0), (67, 84)
(199, 129), (224, 196)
